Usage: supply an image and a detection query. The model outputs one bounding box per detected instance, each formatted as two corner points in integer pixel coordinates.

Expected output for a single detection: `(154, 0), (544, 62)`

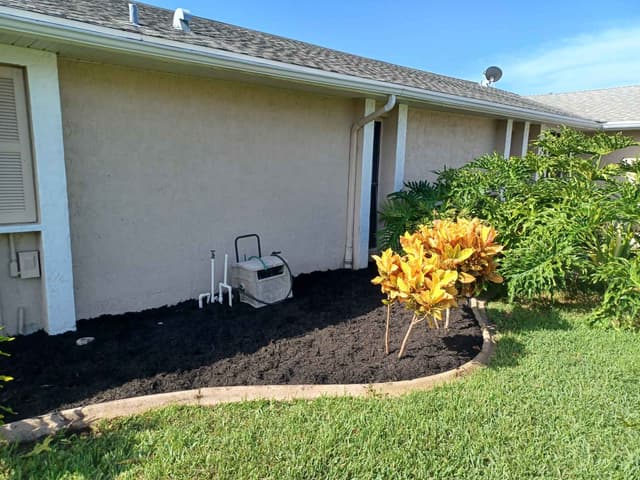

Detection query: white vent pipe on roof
(128, 3), (139, 26)
(344, 95), (396, 268)
(173, 8), (192, 32)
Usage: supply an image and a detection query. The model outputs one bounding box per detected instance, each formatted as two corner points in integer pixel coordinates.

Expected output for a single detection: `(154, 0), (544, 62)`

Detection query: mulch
(0, 265), (481, 422)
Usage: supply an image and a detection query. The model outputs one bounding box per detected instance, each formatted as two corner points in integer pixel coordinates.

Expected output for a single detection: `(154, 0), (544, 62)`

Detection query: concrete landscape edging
(0, 299), (496, 443)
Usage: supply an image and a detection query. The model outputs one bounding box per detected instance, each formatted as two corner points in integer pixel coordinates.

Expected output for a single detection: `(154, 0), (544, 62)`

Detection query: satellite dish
(483, 66), (503, 86)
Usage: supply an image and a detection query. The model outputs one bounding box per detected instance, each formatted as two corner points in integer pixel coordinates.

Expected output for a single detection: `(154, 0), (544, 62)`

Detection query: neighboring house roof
(529, 85), (640, 127)
(0, 0), (597, 127)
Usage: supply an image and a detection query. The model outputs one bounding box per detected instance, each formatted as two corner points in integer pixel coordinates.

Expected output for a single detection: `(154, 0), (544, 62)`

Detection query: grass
(1, 301), (640, 479)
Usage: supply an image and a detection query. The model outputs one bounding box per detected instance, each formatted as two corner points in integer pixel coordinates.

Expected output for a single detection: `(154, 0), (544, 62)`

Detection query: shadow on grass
(484, 301), (582, 370)
(488, 336), (527, 369)
(0, 415), (162, 480)
(485, 303), (573, 334)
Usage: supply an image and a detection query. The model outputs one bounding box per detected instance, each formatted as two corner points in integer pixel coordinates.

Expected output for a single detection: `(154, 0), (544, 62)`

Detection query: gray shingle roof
(529, 86), (640, 122)
(0, 0), (588, 120)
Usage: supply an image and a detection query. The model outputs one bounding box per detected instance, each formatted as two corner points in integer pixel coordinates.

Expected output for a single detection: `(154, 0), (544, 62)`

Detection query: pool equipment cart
(231, 234), (293, 308)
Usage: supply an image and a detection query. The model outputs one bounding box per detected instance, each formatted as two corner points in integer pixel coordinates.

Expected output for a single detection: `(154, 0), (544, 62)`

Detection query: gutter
(601, 121), (640, 131)
(0, 6), (600, 130)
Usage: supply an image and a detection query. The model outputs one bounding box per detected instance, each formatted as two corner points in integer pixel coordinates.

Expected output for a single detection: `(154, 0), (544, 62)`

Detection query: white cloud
(496, 25), (640, 95)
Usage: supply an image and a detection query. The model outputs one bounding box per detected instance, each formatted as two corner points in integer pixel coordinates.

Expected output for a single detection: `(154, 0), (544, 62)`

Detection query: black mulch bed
(0, 265), (482, 422)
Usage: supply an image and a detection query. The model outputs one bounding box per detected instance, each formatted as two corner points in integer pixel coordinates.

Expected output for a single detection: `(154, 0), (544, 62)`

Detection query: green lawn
(2, 301), (640, 479)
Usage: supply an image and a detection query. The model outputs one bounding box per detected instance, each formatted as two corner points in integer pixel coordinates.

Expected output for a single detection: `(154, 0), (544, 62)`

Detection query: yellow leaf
(458, 271), (476, 284)
(487, 272), (504, 284)
(397, 276), (411, 294)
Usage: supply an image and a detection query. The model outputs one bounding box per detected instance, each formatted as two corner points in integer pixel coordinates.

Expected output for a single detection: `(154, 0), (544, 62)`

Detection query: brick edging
(0, 299), (495, 443)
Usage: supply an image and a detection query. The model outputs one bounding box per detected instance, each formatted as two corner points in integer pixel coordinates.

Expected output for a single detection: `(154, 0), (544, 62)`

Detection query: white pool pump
(231, 234), (293, 308)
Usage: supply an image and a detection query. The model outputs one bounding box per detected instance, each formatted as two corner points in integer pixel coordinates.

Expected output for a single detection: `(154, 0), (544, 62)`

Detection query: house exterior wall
(58, 59), (354, 320)
(0, 45), (75, 336)
(0, 233), (43, 335)
(511, 122), (525, 157)
(404, 108), (499, 183)
(379, 113), (398, 206)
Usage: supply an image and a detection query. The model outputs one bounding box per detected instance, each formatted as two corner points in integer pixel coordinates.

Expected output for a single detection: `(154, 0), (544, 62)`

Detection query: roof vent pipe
(128, 3), (139, 26)
(173, 8), (192, 32)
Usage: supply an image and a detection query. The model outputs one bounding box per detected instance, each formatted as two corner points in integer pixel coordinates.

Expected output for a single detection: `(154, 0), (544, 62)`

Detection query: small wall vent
(173, 8), (192, 32)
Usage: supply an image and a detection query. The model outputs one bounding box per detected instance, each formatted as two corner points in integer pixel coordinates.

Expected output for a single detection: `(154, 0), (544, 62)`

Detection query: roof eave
(0, 6), (600, 130)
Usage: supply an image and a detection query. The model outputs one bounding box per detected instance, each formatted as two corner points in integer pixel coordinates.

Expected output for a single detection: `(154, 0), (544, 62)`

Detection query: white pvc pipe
(210, 251), (216, 299)
(197, 250), (218, 309)
(198, 293), (210, 309)
(218, 254), (232, 307)
(344, 95), (397, 268)
(221, 284), (232, 307)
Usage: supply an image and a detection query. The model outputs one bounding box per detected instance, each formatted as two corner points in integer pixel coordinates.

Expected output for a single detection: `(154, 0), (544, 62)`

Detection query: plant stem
(385, 303), (391, 355)
(444, 308), (450, 330)
(398, 314), (417, 358)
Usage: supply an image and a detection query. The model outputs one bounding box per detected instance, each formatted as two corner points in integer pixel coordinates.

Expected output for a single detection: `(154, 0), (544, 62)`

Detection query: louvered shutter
(0, 66), (36, 224)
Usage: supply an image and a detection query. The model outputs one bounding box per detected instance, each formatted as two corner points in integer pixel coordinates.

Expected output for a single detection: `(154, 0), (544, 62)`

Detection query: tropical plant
(377, 127), (639, 329)
(377, 180), (451, 251)
(372, 218), (503, 357)
(589, 257), (640, 330)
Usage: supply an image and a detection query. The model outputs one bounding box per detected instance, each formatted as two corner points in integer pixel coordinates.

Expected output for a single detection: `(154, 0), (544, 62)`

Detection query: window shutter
(0, 66), (36, 224)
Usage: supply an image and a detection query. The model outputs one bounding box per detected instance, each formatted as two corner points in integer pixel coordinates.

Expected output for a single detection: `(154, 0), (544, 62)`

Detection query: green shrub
(377, 127), (639, 329)
(0, 333), (13, 424)
(378, 180), (451, 251)
(590, 256), (640, 330)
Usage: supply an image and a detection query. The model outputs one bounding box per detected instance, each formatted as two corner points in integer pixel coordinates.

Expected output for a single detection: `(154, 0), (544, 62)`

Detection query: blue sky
(149, 0), (640, 95)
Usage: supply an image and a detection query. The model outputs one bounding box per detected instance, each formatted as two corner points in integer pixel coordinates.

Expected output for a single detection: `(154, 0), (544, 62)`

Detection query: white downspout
(344, 94), (396, 268)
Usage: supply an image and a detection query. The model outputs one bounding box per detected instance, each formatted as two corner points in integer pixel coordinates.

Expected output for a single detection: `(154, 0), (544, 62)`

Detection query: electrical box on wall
(17, 250), (40, 279)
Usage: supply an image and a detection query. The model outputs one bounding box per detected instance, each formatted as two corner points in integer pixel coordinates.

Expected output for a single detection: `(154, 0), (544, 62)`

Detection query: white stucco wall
(58, 59), (354, 320)
(0, 233), (43, 335)
(404, 108), (499, 183)
(379, 113), (398, 206)
(0, 45), (75, 336)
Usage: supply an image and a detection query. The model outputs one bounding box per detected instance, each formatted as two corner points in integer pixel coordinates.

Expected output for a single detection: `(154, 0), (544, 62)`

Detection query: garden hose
(247, 255), (269, 271)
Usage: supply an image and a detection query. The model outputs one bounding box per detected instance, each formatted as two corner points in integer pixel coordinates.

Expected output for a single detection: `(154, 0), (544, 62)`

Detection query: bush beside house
(379, 128), (640, 329)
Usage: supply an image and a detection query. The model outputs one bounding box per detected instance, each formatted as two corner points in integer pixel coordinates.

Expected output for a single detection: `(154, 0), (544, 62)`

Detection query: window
(0, 66), (36, 224)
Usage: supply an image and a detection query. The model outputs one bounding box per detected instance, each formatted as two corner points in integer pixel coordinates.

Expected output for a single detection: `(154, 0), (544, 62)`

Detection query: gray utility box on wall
(231, 255), (292, 308)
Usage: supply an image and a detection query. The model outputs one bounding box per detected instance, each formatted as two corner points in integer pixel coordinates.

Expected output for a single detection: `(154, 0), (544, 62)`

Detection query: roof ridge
(529, 84), (640, 97)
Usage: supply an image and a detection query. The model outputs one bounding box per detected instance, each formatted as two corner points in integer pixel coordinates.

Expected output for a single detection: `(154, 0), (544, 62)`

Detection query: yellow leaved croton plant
(372, 218), (503, 358)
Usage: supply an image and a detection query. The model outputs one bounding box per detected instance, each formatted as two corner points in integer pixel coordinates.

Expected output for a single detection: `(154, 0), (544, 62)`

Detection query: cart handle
(234, 234), (262, 263)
